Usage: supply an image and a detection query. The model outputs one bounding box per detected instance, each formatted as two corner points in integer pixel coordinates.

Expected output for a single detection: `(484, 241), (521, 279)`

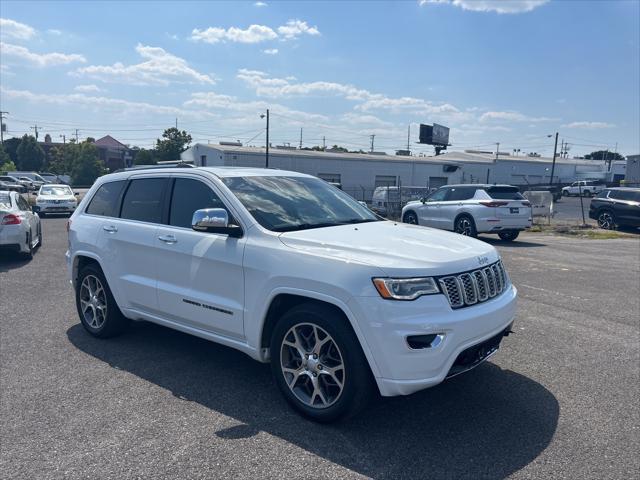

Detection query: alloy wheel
(280, 323), (345, 409)
(597, 212), (614, 230)
(79, 275), (108, 329)
(404, 213), (418, 224)
(456, 217), (473, 236)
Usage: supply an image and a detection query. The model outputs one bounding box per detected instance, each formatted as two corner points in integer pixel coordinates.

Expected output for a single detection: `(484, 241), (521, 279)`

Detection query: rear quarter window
(85, 180), (126, 217)
(120, 178), (167, 224)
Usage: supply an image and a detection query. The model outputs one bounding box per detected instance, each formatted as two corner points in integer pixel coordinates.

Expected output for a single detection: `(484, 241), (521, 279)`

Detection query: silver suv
(401, 184), (532, 241)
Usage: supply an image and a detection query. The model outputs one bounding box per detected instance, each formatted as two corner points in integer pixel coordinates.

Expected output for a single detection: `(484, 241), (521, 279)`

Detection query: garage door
(428, 177), (448, 189)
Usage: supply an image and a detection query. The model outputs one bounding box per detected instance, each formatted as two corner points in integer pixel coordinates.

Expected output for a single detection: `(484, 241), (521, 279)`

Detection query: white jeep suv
(402, 184), (532, 242)
(67, 168), (517, 422)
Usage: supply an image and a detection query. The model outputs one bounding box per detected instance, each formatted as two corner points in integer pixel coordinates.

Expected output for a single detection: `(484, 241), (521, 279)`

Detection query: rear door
(96, 176), (168, 314)
(154, 175), (246, 338)
(486, 186), (532, 223)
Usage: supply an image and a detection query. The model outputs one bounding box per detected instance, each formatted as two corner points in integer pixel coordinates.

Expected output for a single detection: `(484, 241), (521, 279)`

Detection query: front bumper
(348, 284), (517, 396)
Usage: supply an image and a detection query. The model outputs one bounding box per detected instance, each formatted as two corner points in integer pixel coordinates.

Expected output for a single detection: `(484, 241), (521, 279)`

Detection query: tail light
(521, 201), (531, 207)
(1, 214), (22, 225)
(479, 201), (509, 207)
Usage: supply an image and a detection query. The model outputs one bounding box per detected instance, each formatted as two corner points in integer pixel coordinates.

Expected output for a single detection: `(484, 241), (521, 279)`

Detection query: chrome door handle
(158, 234), (177, 244)
(102, 225), (118, 233)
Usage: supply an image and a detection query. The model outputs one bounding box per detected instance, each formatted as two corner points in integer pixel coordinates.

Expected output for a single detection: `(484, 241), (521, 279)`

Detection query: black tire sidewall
(269, 303), (373, 422)
(403, 211), (417, 224)
(498, 230), (519, 241)
(75, 264), (127, 338)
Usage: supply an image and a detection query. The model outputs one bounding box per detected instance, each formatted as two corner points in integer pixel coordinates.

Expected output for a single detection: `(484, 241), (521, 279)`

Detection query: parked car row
(589, 187), (640, 230)
(0, 190), (42, 258)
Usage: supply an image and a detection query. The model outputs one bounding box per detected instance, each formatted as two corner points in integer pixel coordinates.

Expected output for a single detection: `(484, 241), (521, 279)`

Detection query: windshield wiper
(337, 218), (380, 225)
(273, 222), (341, 232)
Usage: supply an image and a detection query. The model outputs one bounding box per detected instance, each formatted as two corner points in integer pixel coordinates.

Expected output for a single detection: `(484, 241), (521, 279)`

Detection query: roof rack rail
(114, 162), (195, 173)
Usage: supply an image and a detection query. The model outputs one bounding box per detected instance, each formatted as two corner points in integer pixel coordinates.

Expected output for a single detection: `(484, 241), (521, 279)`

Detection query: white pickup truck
(561, 180), (606, 197)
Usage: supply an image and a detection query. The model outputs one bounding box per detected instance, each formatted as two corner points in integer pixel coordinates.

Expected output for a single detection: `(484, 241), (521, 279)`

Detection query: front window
(222, 175), (379, 232)
(39, 186), (73, 196)
(426, 188), (448, 202)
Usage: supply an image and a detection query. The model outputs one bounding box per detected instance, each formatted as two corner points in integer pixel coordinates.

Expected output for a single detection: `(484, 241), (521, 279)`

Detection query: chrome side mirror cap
(191, 208), (242, 237)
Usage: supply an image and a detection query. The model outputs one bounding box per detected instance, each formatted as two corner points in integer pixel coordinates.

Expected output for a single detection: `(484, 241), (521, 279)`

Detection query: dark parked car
(589, 188), (640, 230)
(0, 176), (28, 193)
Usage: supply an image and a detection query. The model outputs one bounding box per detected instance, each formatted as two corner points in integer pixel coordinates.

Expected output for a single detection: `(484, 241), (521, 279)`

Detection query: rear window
(486, 187), (524, 200)
(86, 181), (126, 217)
(120, 178), (167, 224)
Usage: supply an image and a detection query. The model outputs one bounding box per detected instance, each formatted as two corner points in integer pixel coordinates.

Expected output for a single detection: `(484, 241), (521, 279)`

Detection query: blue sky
(1, 0), (638, 157)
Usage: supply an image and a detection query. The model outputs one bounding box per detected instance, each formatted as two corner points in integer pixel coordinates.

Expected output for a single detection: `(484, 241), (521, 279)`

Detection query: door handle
(158, 234), (177, 244)
(102, 225), (118, 233)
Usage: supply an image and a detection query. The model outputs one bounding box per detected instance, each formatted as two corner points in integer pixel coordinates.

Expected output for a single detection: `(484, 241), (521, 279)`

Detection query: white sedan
(35, 184), (78, 216)
(0, 190), (42, 258)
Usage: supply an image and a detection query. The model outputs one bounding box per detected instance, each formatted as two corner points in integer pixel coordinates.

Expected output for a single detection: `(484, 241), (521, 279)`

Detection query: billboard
(419, 123), (450, 146)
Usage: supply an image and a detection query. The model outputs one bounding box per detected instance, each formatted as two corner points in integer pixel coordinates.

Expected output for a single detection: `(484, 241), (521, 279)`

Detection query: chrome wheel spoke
(79, 275), (107, 329)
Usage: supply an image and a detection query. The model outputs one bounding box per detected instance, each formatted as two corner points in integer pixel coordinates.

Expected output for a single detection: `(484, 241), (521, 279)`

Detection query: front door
(418, 187), (448, 228)
(154, 176), (246, 338)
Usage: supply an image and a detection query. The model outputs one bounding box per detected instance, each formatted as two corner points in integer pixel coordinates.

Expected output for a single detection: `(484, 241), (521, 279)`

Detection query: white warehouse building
(181, 143), (608, 202)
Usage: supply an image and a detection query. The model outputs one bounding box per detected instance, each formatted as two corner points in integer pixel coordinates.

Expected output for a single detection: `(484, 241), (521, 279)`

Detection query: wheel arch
(258, 291), (382, 378)
(71, 252), (105, 289)
(402, 209), (418, 223)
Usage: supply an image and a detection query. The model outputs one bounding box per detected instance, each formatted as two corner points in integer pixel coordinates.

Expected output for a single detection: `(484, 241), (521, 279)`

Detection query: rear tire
(454, 215), (477, 238)
(402, 211), (418, 225)
(22, 231), (34, 259)
(498, 230), (520, 242)
(75, 264), (128, 338)
(270, 303), (374, 423)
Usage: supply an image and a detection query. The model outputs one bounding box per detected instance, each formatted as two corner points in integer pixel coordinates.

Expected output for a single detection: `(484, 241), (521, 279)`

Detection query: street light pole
(261, 109), (270, 168)
(549, 132), (559, 184)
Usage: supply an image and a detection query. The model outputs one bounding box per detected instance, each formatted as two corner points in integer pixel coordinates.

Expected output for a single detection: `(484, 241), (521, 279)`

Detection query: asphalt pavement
(1, 217), (639, 479)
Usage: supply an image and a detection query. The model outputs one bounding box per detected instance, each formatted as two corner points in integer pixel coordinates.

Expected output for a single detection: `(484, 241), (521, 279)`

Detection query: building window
(200, 155), (207, 166)
(318, 173), (341, 184)
(375, 175), (397, 188)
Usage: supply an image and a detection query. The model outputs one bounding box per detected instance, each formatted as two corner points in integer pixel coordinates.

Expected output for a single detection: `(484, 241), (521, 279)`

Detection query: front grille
(438, 261), (508, 309)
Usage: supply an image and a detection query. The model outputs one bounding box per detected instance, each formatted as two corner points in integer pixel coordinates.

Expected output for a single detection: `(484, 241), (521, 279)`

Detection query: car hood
(279, 221), (499, 276)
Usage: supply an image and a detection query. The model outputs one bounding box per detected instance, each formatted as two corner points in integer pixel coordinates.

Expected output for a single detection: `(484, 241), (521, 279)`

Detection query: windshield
(223, 175), (379, 232)
(40, 186), (73, 196)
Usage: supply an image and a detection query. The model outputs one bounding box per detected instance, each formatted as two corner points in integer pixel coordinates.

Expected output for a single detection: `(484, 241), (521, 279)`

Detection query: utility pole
(74, 129), (80, 143)
(260, 109), (269, 168)
(60, 134), (66, 144)
(322, 136), (326, 151)
(370, 134), (375, 153)
(0, 111), (8, 144)
(175, 118), (178, 129)
(495, 142), (500, 160)
(299, 128), (303, 149)
(31, 124), (39, 140)
(407, 124), (411, 154)
(550, 132), (559, 184)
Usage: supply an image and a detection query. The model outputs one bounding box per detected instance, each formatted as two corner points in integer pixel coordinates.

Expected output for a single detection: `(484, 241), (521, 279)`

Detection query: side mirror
(191, 208), (242, 238)
(420, 197), (426, 204)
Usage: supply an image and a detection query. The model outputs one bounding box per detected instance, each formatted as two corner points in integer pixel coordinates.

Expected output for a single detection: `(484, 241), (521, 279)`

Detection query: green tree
(16, 134), (45, 171)
(48, 145), (75, 175)
(133, 148), (157, 165)
(70, 142), (105, 185)
(584, 150), (624, 161)
(155, 127), (192, 161)
(2, 137), (21, 164)
(0, 143), (11, 166)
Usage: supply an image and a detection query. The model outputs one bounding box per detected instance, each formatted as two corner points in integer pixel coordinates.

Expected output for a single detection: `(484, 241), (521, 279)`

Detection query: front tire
(498, 230), (520, 242)
(454, 215), (477, 237)
(270, 303), (374, 423)
(402, 211), (418, 225)
(597, 210), (616, 230)
(562, 190), (569, 197)
(75, 264), (128, 338)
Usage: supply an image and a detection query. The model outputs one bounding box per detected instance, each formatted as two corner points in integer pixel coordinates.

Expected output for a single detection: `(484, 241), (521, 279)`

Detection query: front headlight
(372, 277), (440, 301)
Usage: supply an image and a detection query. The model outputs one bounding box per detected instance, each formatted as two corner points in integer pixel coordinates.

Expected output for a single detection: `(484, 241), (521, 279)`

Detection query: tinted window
(17, 195), (30, 211)
(595, 190), (609, 199)
(169, 178), (229, 228)
(610, 190), (640, 202)
(486, 187), (524, 200)
(427, 188), (448, 202)
(446, 187), (476, 201)
(86, 181), (126, 217)
(120, 178), (166, 223)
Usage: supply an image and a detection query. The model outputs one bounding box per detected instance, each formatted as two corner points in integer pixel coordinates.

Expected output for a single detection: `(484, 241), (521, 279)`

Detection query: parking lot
(1, 216), (638, 479)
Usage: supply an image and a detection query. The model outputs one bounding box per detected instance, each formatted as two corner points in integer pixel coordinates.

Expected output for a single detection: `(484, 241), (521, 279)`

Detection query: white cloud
(73, 44), (215, 86)
(0, 18), (36, 40)
(341, 113), (394, 128)
(419, 0), (549, 14)
(479, 111), (555, 122)
(184, 91), (328, 123)
(0, 86), (210, 118)
(263, 48), (278, 55)
(0, 42), (86, 66)
(74, 84), (102, 93)
(191, 25), (277, 44)
(47, 29), (62, 35)
(254, 1), (268, 6)
(563, 121), (615, 129)
(190, 19), (320, 44)
(277, 20), (320, 40)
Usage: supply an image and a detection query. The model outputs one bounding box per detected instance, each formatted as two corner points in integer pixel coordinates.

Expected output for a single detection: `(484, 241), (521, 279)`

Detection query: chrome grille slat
(438, 261), (508, 309)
